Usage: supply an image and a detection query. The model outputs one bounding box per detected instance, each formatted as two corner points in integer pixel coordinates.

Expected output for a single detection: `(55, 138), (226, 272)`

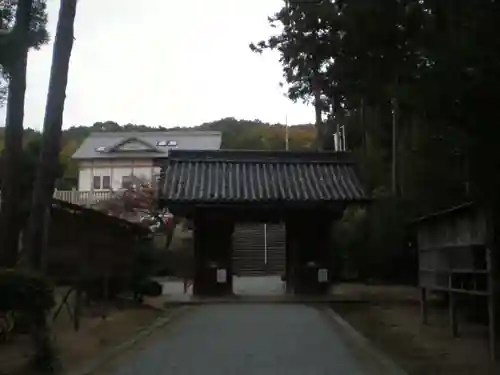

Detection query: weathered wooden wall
(415, 203), (498, 360)
(47, 200), (149, 293)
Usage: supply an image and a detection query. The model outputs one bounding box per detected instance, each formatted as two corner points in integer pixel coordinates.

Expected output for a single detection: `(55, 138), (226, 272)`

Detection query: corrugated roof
(72, 131), (222, 160)
(412, 202), (475, 224)
(159, 150), (369, 204)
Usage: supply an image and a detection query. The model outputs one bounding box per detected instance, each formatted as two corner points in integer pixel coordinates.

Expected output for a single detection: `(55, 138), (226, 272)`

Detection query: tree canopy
(251, 0), (500, 211)
(0, 0), (49, 105)
(248, 0), (500, 283)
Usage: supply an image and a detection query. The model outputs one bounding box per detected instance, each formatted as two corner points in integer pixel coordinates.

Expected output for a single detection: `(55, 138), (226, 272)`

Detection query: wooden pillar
(420, 287), (428, 325)
(285, 226), (293, 294)
(193, 209), (233, 296)
(449, 291), (459, 337)
(216, 217), (234, 295)
(285, 216), (301, 294)
(193, 212), (209, 296)
(318, 218), (333, 294)
(486, 207), (499, 360)
(192, 213), (206, 296)
(487, 245), (499, 360)
(447, 269), (459, 337)
(285, 211), (333, 295)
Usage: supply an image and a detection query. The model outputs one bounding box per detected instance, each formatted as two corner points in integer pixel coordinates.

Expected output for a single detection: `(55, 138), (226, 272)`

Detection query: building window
(156, 140), (177, 147)
(122, 175), (133, 189)
(102, 176), (111, 189)
(93, 176), (101, 190)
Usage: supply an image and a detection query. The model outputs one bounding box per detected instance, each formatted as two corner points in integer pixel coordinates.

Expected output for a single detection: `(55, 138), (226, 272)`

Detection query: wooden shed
(413, 202), (499, 360)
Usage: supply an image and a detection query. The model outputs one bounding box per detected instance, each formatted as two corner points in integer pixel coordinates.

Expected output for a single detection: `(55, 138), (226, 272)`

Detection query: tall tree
(0, 0), (48, 266)
(252, 2), (500, 330)
(250, 1), (470, 200)
(23, 0), (78, 271)
(0, 0), (35, 267)
(250, 1), (334, 149)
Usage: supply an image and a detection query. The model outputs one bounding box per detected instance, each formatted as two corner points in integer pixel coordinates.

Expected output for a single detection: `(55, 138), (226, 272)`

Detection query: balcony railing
(1, 187), (156, 208)
(53, 189), (113, 206)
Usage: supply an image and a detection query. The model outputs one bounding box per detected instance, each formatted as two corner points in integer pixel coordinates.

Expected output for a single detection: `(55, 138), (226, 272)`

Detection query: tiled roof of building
(159, 150), (369, 204)
(72, 131), (222, 160)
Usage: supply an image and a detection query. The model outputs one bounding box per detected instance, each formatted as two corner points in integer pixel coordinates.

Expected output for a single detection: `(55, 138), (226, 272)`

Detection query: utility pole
(340, 125), (346, 151)
(336, 122), (340, 150)
(285, 114), (289, 150)
(333, 125), (347, 152)
(360, 98), (366, 155)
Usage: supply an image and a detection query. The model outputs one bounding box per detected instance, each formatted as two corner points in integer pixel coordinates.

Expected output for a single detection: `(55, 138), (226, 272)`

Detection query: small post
(449, 291), (459, 337)
(102, 268), (109, 320)
(487, 246), (498, 360)
(74, 286), (81, 331)
(285, 114), (289, 151)
(420, 287), (428, 325)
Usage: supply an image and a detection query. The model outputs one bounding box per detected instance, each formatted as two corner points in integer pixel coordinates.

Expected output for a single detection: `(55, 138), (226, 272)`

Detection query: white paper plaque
(216, 268), (227, 283)
(318, 268), (328, 283)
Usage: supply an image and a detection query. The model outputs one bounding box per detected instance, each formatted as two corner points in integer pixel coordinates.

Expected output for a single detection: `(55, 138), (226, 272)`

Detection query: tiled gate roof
(158, 150), (369, 204)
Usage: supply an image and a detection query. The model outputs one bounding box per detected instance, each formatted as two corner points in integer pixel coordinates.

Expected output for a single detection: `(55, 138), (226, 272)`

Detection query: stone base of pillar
(293, 266), (331, 295)
(193, 267), (233, 297)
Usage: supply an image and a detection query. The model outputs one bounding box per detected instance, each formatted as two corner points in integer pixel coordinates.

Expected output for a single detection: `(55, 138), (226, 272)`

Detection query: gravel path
(104, 304), (370, 375)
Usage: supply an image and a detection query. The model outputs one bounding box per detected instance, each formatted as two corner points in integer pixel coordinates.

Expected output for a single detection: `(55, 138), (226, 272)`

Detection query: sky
(0, 0), (314, 130)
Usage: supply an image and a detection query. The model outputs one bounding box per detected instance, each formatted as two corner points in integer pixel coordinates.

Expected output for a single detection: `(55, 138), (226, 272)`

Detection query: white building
(72, 131), (222, 191)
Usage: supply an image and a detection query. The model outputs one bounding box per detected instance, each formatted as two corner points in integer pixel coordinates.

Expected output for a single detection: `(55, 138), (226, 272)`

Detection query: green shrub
(332, 195), (417, 285)
(0, 268), (58, 373)
(0, 268), (55, 314)
(331, 205), (368, 281)
(132, 279), (162, 302)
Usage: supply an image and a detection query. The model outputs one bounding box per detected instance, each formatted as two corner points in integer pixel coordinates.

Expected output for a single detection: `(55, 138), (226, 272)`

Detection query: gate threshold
(161, 294), (345, 306)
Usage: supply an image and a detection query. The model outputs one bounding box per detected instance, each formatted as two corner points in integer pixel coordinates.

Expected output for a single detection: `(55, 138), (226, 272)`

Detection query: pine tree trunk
(391, 97), (399, 196)
(23, 0), (78, 271)
(0, 0), (33, 267)
(360, 97), (367, 155)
